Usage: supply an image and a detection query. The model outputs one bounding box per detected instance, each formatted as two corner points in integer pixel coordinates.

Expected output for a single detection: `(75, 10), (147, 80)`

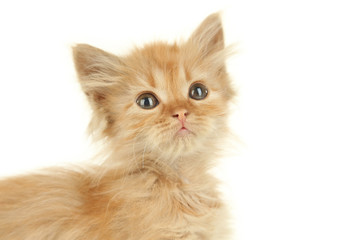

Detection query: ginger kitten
(0, 13), (234, 239)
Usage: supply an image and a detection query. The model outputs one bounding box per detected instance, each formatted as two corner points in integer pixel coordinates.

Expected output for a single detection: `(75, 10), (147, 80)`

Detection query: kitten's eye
(189, 83), (208, 100)
(136, 93), (159, 109)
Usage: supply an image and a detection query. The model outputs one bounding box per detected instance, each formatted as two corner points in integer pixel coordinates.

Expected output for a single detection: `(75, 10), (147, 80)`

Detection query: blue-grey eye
(189, 83), (208, 100)
(136, 93), (159, 109)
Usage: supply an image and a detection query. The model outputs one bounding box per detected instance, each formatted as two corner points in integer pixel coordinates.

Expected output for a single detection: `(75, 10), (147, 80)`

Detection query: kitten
(0, 13), (235, 239)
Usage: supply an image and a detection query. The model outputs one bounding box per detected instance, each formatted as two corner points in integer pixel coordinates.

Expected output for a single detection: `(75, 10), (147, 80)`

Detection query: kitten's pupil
(136, 93), (158, 109)
(195, 87), (202, 97)
(189, 83), (208, 100)
(142, 97), (152, 107)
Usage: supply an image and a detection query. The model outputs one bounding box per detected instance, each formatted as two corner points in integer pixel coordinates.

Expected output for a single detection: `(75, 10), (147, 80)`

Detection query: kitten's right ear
(188, 13), (224, 58)
(72, 44), (122, 107)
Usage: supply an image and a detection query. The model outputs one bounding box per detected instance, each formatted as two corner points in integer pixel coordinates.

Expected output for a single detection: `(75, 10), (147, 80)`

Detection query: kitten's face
(73, 14), (234, 160)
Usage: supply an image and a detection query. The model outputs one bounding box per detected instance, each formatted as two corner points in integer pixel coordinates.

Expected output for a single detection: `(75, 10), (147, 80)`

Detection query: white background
(0, 1), (360, 239)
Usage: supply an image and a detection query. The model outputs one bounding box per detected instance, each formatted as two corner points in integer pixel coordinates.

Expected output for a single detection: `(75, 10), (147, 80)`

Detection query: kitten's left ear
(188, 13), (224, 57)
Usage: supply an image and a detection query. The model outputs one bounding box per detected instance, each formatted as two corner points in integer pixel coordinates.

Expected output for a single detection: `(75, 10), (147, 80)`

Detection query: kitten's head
(73, 13), (234, 162)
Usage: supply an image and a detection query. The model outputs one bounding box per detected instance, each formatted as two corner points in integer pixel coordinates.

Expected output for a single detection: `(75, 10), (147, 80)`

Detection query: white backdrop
(0, 1), (360, 239)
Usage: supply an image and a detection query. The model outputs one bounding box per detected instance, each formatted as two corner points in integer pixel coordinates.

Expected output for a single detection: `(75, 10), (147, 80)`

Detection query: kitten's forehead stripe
(147, 71), (156, 88)
(185, 69), (192, 82)
(178, 64), (187, 83)
(153, 68), (165, 89)
(142, 45), (189, 104)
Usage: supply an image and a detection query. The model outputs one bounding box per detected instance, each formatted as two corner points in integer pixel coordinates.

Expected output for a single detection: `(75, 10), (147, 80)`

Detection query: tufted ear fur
(188, 13), (225, 58)
(72, 44), (123, 109)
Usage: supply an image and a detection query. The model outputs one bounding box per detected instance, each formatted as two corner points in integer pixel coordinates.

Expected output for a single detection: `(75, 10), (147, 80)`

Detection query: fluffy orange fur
(0, 13), (234, 239)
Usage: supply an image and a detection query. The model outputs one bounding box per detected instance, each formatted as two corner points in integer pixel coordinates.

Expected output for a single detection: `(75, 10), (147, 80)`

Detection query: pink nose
(172, 109), (189, 124)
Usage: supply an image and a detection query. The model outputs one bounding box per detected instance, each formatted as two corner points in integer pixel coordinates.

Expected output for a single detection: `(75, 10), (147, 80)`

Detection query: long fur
(0, 13), (234, 239)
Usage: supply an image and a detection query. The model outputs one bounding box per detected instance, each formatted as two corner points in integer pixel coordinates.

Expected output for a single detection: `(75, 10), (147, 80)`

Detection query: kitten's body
(0, 14), (234, 239)
(0, 156), (228, 239)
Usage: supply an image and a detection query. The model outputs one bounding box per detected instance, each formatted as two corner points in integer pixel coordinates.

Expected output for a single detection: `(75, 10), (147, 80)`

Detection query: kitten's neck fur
(101, 137), (221, 186)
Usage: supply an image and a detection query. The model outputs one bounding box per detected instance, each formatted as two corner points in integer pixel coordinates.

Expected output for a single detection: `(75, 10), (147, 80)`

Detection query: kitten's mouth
(176, 126), (192, 137)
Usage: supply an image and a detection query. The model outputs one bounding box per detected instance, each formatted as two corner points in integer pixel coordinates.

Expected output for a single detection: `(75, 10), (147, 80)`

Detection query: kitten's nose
(172, 109), (189, 124)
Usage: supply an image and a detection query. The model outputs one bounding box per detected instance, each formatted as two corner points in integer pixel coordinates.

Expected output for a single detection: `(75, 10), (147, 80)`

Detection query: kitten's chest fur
(89, 165), (227, 239)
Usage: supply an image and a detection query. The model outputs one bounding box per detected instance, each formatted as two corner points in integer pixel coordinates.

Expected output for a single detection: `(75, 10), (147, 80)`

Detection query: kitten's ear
(189, 13), (224, 57)
(72, 44), (122, 107)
